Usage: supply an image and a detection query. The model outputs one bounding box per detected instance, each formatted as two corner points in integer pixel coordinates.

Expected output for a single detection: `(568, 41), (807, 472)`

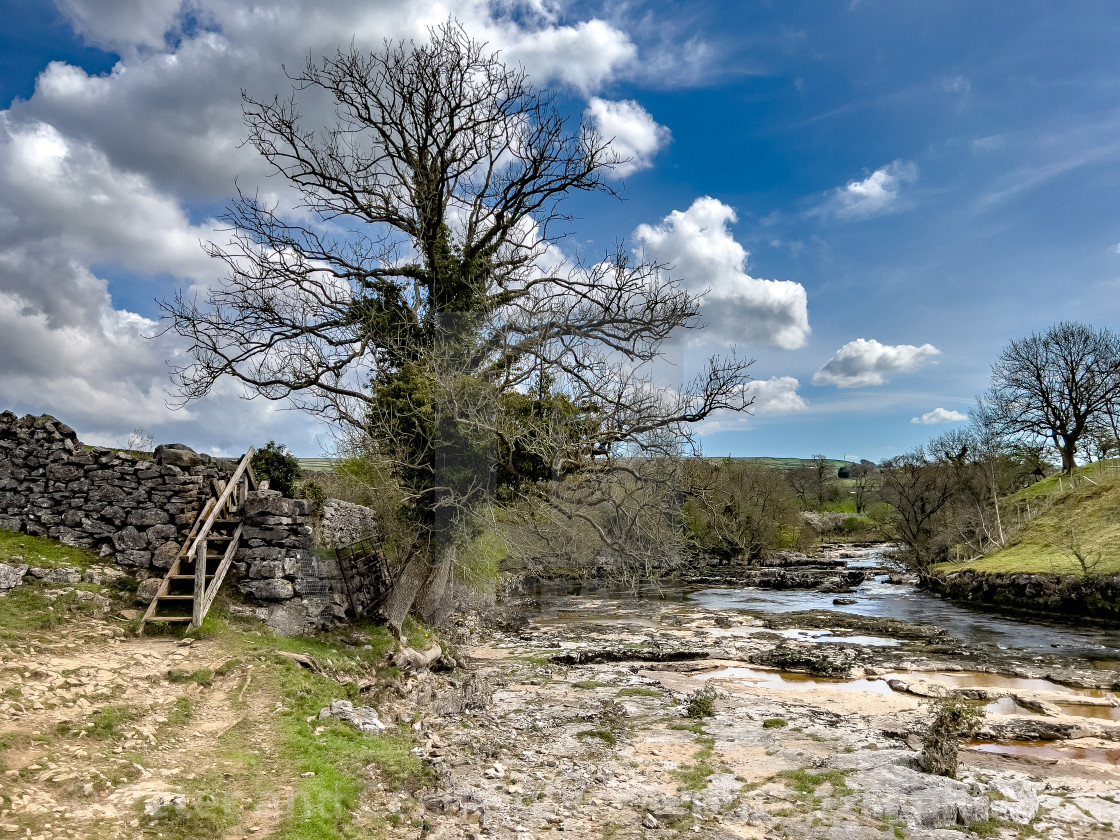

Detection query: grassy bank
(931, 460), (1120, 577)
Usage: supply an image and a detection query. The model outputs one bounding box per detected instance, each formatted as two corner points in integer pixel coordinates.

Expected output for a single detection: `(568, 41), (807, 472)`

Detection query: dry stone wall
(0, 411), (384, 635)
(0, 412), (227, 568)
(233, 489), (350, 634)
(320, 498), (380, 548)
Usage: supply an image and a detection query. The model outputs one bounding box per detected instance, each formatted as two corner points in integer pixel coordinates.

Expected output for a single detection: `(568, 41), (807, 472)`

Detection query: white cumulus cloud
(830, 159), (918, 220)
(746, 377), (809, 415)
(634, 197), (810, 350)
(911, 408), (968, 425)
(586, 97), (670, 177)
(813, 338), (941, 388)
(0, 0), (656, 450)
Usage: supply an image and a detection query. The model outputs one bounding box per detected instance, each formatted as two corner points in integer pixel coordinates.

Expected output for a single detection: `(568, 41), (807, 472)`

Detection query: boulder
(136, 578), (162, 604)
(151, 541), (180, 569)
(0, 563), (27, 591)
(318, 699), (386, 733)
(395, 643), (443, 672)
(29, 566), (82, 584)
(986, 779), (1039, 824)
(153, 444), (205, 469)
(849, 762), (990, 828)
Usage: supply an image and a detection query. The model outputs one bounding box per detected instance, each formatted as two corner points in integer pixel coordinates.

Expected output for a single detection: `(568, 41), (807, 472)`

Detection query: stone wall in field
(0, 412), (228, 569)
(0, 411), (385, 634)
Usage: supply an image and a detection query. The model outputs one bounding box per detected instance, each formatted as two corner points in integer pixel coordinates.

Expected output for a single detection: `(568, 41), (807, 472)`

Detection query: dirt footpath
(0, 619), (298, 839)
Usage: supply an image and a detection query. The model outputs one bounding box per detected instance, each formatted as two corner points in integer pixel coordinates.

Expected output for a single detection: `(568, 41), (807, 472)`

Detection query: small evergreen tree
(252, 441), (302, 497)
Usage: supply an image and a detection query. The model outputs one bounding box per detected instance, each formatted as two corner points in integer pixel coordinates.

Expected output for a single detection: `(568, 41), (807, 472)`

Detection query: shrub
(293, 478), (327, 518)
(685, 684), (718, 719)
(919, 696), (984, 778)
(252, 441), (302, 497)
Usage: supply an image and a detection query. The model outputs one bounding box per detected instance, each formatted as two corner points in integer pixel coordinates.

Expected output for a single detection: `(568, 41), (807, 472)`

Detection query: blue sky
(1, 1), (1118, 461)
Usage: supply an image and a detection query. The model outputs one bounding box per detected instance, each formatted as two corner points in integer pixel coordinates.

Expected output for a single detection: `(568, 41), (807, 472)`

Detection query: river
(525, 545), (1120, 664)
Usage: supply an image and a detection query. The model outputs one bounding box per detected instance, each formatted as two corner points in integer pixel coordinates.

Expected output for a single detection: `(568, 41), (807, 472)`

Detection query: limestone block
(986, 779), (1039, 824)
(29, 566), (82, 584)
(116, 550), (152, 567)
(241, 579), (295, 600)
(151, 541), (180, 569)
(46, 463), (84, 482)
(145, 524), (177, 543)
(249, 560), (284, 579)
(91, 485), (127, 504)
(135, 578), (162, 604)
(0, 563), (28, 591)
(112, 526), (148, 551)
(49, 527), (94, 548)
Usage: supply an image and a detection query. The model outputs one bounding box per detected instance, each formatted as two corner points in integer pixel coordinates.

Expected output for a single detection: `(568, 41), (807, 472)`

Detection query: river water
(530, 546), (1120, 663)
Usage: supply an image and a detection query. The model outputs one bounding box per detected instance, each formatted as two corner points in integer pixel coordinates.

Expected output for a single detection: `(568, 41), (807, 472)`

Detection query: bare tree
(878, 447), (957, 571)
(789, 454), (837, 509)
(978, 321), (1120, 474)
(162, 23), (753, 625)
(848, 461), (872, 515)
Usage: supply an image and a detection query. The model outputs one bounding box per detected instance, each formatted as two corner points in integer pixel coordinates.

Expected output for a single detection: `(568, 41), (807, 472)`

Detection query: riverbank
(927, 568), (1120, 623)
(431, 591), (1120, 839)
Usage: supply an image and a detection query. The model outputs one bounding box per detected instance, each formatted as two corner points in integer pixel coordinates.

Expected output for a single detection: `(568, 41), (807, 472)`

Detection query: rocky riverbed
(3, 550), (1120, 839)
(393, 580), (1120, 839)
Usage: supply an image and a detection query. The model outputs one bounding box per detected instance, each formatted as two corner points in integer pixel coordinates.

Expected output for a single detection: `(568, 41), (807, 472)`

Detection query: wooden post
(192, 537), (206, 628)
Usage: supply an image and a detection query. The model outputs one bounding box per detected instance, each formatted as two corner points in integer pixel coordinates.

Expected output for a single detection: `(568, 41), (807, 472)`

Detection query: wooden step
(138, 445), (256, 635)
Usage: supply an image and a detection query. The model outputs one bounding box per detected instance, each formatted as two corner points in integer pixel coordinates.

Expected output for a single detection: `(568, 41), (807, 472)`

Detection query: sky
(1, 0), (1119, 461)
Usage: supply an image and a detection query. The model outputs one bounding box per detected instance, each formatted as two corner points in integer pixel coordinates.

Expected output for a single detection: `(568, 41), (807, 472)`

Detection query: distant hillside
(934, 460), (1120, 576)
(297, 458), (336, 472)
(705, 456), (850, 471)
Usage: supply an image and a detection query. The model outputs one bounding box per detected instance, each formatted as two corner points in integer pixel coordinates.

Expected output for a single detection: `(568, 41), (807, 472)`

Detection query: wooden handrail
(183, 447), (256, 564)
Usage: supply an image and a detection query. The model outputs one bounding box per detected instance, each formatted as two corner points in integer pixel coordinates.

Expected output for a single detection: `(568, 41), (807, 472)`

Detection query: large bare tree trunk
(414, 545), (455, 625)
(380, 552), (431, 632)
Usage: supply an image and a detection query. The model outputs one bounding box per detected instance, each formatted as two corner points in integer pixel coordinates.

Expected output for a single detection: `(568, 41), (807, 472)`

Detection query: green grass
(0, 530), (430, 840)
(777, 768), (854, 808)
(576, 729), (617, 746)
(674, 734), (716, 791)
(616, 687), (660, 698)
(179, 613), (429, 839)
(167, 696), (194, 726)
(85, 704), (142, 739)
(762, 717), (788, 729)
(932, 461), (1120, 576)
(167, 667), (214, 686)
(711, 456), (848, 471)
(0, 584), (102, 640)
(0, 528), (99, 570)
(573, 680), (608, 690)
